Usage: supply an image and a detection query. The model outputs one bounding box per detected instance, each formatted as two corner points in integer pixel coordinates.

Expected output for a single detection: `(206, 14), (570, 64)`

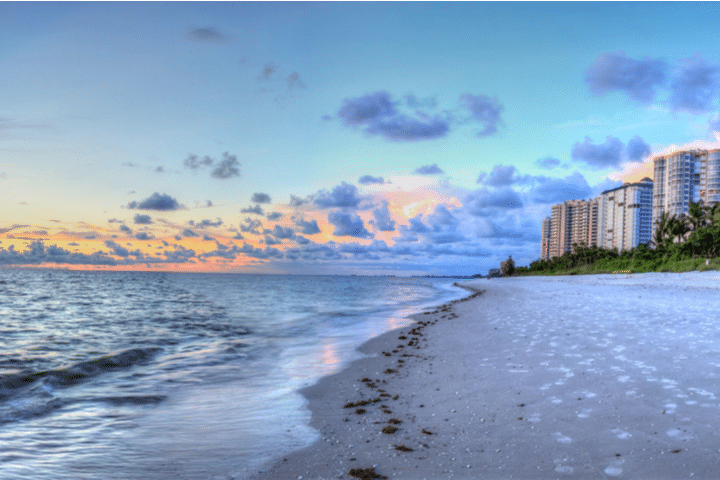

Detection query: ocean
(0, 269), (469, 480)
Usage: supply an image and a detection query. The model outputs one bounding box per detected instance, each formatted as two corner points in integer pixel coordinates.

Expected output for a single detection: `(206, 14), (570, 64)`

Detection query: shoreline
(250, 273), (720, 479)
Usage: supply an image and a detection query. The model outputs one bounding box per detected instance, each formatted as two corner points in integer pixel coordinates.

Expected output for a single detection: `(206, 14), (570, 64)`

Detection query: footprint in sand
(611, 428), (632, 439)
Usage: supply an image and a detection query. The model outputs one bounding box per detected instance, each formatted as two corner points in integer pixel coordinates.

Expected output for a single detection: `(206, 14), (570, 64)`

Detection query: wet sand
(250, 274), (720, 479)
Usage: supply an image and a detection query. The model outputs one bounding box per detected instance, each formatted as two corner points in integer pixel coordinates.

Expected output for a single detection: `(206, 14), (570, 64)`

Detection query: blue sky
(3, 2), (720, 275)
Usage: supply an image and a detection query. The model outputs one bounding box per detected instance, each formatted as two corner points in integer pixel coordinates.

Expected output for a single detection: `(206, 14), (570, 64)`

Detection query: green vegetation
(519, 201), (720, 276)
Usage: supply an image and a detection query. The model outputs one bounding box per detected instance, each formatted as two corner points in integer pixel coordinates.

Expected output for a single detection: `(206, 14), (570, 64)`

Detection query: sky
(4, 2), (720, 276)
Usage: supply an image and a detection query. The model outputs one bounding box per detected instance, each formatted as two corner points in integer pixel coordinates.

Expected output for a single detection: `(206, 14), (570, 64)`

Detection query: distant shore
(252, 272), (720, 479)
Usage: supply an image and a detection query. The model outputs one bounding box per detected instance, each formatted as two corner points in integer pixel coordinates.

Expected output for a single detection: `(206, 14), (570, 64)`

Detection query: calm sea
(0, 269), (469, 480)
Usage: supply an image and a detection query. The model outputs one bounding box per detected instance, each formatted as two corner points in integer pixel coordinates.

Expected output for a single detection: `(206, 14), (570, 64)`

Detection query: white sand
(251, 272), (720, 479)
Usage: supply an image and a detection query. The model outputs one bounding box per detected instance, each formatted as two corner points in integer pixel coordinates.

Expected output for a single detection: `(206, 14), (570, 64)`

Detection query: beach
(253, 272), (720, 479)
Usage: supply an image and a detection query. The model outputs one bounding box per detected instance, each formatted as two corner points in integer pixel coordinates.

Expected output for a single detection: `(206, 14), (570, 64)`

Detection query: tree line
(518, 201), (720, 275)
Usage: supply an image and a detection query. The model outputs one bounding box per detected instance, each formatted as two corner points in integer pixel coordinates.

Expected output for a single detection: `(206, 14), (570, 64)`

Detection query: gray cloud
(459, 93), (503, 137)
(337, 91), (449, 141)
(414, 164), (444, 175)
(251, 192), (272, 204)
(358, 175), (385, 185)
(211, 152), (240, 179)
(189, 218), (223, 228)
(534, 157), (562, 170)
(182, 229), (198, 237)
(241, 204), (264, 215)
(184, 154), (214, 170)
(266, 212), (283, 221)
(626, 135), (652, 161)
(295, 217), (321, 235)
(119, 224), (132, 234)
(286, 72), (307, 90)
(187, 27), (229, 43)
(0, 241), (117, 266)
(135, 232), (154, 240)
(477, 165), (532, 187)
(270, 225), (296, 240)
(585, 50), (667, 104)
(571, 135), (624, 169)
(370, 201), (396, 232)
(327, 211), (372, 238)
(667, 53), (720, 114)
(133, 214), (153, 225)
(127, 192), (183, 211)
(239, 217), (263, 234)
(104, 240), (130, 258)
(527, 172), (593, 204)
(314, 182), (363, 208)
(465, 187), (523, 217)
(259, 63), (276, 82)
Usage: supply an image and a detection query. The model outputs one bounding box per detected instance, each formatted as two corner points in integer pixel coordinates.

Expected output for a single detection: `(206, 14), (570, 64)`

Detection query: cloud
(135, 232), (154, 240)
(477, 165), (532, 187)
(327, 211), (372, 238)
(534, 157), (562, 170)
(270, 225), (296, 240)
(626, 135), (651, 161)
(571, 135), (624, 169)
(155, 166), (165, 173)
(290, 195), (309, 207)
(286, 72), (307, 89)
(239, 217), (263, 234)
(184, 154), (214, 170)
(189, 218), (223, 228)
(0, 241), (117, 266)
(202, 234), (213, 241)
(358, 175), (385, 185)
(528, 172), (593, 204)
(127, 192), (183, 211)
(251, 192), (272, 204)
(211, 152), (240, 179)
(459, 93), (503, 137)
(104, 240), (129, 258)
(0, 224), (29, 234)
(183, 152), (240, 180)
(414, 164), (445, 175)
(122, 162), (139, 168)
(465, 187), (523, 216)
(266, 212), (282, 221)
(133, 214), (153, 225)
(584, 50), (667, 104)
(370, 201), (396, 232)
(258, 63), (277, 82)
(119, 224), (132, 234)
(337, 91), (449, 141)
(667, 53), (720, 114)
(263, 235), (282, 246)
(182, 229), (198, 237)
(241, 204), (264, 215)
(295, 217), (321, 235)
(314, 182), (363, 208)
(187, 27), (228, 43)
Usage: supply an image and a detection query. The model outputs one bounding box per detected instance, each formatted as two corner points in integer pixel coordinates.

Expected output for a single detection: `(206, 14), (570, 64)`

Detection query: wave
(0, 347), (162, 401)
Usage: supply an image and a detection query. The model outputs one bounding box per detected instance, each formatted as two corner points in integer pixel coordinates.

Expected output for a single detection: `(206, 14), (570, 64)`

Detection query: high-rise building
(542, 179), (652, 260)
(598, 178), (653, 251)
(652, 149), (720, 239)
(540, 217), (551, 260)
(547, 198), (599, 259)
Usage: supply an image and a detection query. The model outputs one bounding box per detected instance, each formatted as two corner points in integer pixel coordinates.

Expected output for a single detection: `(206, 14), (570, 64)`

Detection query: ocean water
(0, 269), (469, 480)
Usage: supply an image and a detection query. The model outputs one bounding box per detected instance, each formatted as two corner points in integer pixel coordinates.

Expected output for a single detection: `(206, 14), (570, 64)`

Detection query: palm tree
(670, 214), (691, 243)
(687, 201), (706, 231)
(653, 211), (671, 249)
(705, 202), (720, 228)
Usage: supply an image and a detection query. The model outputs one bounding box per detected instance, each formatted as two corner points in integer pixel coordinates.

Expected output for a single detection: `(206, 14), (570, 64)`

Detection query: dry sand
(250, 274), (720, 479)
